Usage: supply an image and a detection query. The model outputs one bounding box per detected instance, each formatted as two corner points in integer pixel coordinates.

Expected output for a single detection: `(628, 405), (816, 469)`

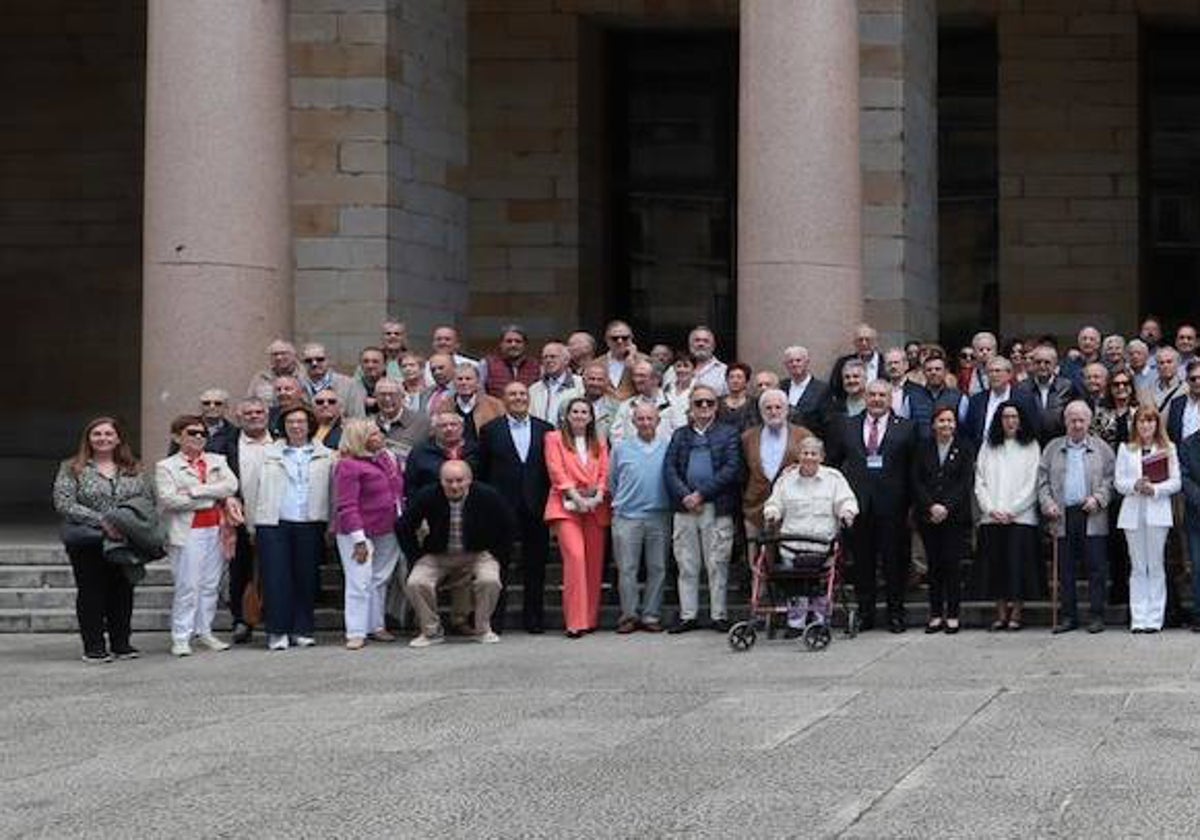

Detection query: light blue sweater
(609, 437), (670, 519)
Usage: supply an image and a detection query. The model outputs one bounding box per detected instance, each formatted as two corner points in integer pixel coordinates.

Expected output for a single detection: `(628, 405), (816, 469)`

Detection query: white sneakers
(409, 632), (445, 649)
(267, 634), (290, 651)
(292, 636), (317, 648)
(171, 640), (192, 657)
(477, 631), (501, 644)
(196, 634), (230, 652)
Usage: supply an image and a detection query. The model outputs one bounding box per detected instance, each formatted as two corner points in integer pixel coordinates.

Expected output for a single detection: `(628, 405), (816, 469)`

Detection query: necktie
(867, 416), (880, 455)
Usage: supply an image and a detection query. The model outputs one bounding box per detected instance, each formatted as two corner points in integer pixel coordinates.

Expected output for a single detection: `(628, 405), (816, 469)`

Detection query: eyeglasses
(303, 357), (325, 364)
(313, 398), (339, 405)
(692, 398), (717, 407)
(184, 428), (208, 438)
(200, 400), (225, 406)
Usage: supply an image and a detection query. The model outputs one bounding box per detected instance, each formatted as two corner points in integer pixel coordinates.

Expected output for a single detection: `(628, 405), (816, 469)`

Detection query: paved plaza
(3, 628), (1200, 838)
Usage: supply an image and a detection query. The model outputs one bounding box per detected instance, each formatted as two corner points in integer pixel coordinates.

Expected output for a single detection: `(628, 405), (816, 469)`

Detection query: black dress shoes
(1052, 621), (1078, 635)
(667, 619), (698, 634)
(710, 619), (731, 633)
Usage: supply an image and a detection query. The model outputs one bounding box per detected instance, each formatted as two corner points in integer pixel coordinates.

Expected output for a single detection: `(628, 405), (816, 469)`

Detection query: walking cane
(1050, 527), (1059, 630)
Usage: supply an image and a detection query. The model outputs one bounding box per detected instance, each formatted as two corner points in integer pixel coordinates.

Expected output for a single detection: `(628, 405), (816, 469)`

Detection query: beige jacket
(155, 452), (239, 547)
(762, 465), (858, 552)
(249, 440), (335, 532)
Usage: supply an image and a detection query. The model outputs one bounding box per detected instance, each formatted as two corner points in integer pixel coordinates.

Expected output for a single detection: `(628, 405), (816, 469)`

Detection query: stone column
(737, 0), (862, 375)
(141, 0), (291, 458)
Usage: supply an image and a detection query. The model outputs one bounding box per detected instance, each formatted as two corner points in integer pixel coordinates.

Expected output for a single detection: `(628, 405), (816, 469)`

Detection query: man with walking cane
(1037, 401), (1116, 633)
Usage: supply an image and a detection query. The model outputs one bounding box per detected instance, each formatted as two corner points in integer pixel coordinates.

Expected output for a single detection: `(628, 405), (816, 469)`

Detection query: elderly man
(1177, 405), (1200, 630)
(478, 382), (554, 634)
(404, 411), (480, 505)
(1018, 344), (1080, 444)
(1082, 362), (1109, 411)
(528, 341), (582, 423)
(582, 361), (619, 442)
(782, 345), (829, 438)
(829, 379), (916, 632)
(829, 323), (882, 401)
(298, 342), (366, 418)
(1062, 326), (1103, 391)
(374, 377), (430, 464)
(227, 397), (273, 643)
(398, 460), (513, 647)
(609, 402), (673, 633)
(611, 359), (674, 443)
(1127, 339), (1155, 392)
(268, 376), (307, 438)
(1038, 401), (1115, 634)
(421, 352), (457, 413)
(902, 350), (965, 442)
(357, 346), (387, 414)
(1177, 324), (1198, 367)
(1140, 346), (1184, 413)
(597, 320), (640, 399)
(193, 389), (238, 455)
(663, 385), (744, 633)
(379, 319), (408, 377)
(962, 356), (1039, 446)
(1168, 359), (1200, 444)
(423, 325), (478, 386)
(823, 359), (868, 426)
(566, 330), (597, 375)
(311, 389), (345, 449)
(434, 363), (504, 445)
(247, 340), (300, 405)
(753, 369), (780, 397)
(742, 389), (811, 560)
(664, 326), (727, 396)
(964, 331), (999, 395)
(482, 325), (540, 399)
(883, 348), (910, 416)
(1101, 334), (1127, 371)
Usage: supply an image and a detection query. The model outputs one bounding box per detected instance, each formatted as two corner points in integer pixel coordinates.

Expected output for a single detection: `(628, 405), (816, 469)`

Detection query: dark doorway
(607, 30), (737, 354)
(937, 25), (998, 354)
(1145, 30), (1200, 329)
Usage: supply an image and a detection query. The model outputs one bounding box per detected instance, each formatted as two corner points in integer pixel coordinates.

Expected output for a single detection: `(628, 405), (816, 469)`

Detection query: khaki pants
(405, 552), (501, 636)
(673, 504), (734, 621)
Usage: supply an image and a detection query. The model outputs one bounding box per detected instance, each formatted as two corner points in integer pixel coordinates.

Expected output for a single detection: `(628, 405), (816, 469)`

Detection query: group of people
(51, 314), (1200, 663)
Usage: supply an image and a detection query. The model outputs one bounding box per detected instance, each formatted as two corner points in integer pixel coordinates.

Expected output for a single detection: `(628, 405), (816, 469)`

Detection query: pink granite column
(737, 1), (861, 374)
(141, 0), (291, 458)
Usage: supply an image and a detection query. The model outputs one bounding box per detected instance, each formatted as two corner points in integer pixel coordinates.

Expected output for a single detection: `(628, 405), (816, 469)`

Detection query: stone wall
(996, 2), (1139, 340)
(289, 0), (466, 368)
(0, 1), (145, 507)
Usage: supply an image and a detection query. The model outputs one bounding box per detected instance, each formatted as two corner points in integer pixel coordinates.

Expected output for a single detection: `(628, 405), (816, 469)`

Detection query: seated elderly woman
(761, 436), (858, 564)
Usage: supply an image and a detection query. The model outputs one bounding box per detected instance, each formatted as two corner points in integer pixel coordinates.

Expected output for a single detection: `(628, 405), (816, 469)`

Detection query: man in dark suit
(829, 379), (916, 633)
(827, 323), (883, 402)
(404, 411), (480, 505)
(1017, 344), (1080, 445)
(397, 460), (515, 647)
(1166, 358), (1200, 444)
(1178, 426), (1200, 629)
(478, 381), (554, 634)
(962, 356), (1040, 446)
(782, 345), (829, 438)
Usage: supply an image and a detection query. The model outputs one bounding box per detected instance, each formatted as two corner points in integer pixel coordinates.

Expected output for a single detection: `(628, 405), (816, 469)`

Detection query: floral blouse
(52, 462), (154, 527)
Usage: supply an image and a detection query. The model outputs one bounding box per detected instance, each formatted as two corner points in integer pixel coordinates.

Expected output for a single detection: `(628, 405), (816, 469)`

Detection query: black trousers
(852, 512), (907, 621)
(67, 544), (133, 655)
(227, 525), (254, 626)
(1058, 506), (1107, 623)
(494, 510), (549, 632)
(920, 521), (967, 619)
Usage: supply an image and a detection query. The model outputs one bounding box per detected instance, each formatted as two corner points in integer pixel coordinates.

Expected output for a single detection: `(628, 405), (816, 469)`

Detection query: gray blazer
(1036, 433), (1116, 537)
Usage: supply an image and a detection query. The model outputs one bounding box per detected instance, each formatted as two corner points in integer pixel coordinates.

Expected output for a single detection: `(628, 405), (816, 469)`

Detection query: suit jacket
(543, 430), (612, 525)
(431, 393), (505, 444)
(528, 374), (583, 424)
(961, 387), (1041, 447)
(478, 414), (553, 517)
(1178, 431), (1200, 520)
(828, 412), (915, 518)
(396, 482), (514, 564)
(785, 377), (829, 439)
(302, 371), (367, 418)
(1166, 392), (1196, 444)
(828, 352), (882, 401)
(403, 439), (480, 504)
(741, 424), (811, 528)
(911, 437), (976, 527)
(594, 352), (639, 400)
(1017, 375), (1080, 444)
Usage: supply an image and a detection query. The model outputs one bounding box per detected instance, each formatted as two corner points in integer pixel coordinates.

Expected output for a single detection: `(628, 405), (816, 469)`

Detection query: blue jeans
(612, 514), (669, 623)
(256, 521), (324, 636)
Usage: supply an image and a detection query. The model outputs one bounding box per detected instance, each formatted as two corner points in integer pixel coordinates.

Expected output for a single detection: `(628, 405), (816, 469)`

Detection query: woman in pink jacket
(544, 398), (611, 637)
(334, 419), (405, 649)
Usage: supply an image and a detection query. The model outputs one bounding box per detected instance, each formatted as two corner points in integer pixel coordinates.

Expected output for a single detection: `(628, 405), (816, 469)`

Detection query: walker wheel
(846, 609), (861, 639)
(803, 623), (832, 651)
(728, 621), (757, 652)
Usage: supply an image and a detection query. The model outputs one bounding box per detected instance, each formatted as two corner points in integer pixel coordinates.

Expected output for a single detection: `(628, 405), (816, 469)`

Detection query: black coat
(786, 377), (830, 438)
(663, 423), (744, 517)
(961, 388), (1041, 447)
(396, 481), (515, 564)
(1178, 431), (1200, 520)
(1016, 376), (1079, 445)
(911, 437), (976, 526)
(828, 412), (915, 518)
(403, 440), (481, 505)
(477, 415), (553, 517)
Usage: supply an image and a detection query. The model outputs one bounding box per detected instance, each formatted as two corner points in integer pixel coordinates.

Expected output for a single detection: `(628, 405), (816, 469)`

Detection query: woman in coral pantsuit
(544, 397), (611, 638)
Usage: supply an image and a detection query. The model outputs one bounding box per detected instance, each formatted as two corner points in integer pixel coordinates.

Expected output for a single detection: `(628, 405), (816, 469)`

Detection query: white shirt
(984, 386), (1012, 438)
(1184, 397), (1200, 441)
(573, 435), (590, 465)
(607, 358), (626, 389)
(787, 376), (811, 407)
(541, 373), (571, 423)
(507, 414), (531, 463)
(759, 425), (788, 482)
(861, 412), (889, 451)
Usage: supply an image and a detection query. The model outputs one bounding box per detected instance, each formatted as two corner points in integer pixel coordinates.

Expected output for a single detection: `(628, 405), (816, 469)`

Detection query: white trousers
(673, 503), (734, 621)
(336, 533), (403, 640)
(1125, 525), (1169, 630)
(170, 526), (223, 643)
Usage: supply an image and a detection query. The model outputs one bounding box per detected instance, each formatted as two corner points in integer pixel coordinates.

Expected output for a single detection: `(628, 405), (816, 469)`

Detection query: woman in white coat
(1114, 403), (1181, 632)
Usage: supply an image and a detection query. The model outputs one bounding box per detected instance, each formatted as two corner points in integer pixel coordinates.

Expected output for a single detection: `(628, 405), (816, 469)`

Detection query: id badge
(866, 453), (884, 470)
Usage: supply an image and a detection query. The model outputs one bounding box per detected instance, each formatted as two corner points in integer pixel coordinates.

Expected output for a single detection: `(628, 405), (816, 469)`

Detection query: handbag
(60, 521), (104, 550)
(242, 569), (264, 627)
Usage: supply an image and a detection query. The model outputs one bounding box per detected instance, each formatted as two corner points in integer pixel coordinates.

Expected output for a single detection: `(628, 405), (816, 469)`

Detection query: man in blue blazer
(961, 356), (1040, 446)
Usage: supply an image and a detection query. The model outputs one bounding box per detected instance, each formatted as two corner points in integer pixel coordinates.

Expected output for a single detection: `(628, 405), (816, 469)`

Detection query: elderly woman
(761, 436), (858, 561)
(975, 401), (1042, 631)
(1115, 404), (1181, 633)
(334, 419), (405, 650)
(156, 415), (240, 657)
(250, 405), (333, 651)
(53, 417), (155, 663)
(912, 406), (975, 634)
(1102, 334), (1127, 371)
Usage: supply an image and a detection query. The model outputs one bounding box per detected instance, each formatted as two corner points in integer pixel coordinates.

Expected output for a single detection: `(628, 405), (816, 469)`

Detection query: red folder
(1142, 451), (1169, 484)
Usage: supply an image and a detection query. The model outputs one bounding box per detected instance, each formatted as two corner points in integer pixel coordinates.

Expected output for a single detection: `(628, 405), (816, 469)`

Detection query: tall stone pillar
(141, 0), (291, 458)
(737, 1), (862, 375)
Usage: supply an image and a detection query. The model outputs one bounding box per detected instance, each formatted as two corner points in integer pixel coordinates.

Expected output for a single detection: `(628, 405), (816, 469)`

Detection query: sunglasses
(184, 428), (208, 438)
(303, 356), (326, 364)
(1189, 377), (1200, 383)
(692, 398), (717, 407)
(609, 335), (632, 342)
(200, 400), (225, 406)
(313, 398), (339, 405)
